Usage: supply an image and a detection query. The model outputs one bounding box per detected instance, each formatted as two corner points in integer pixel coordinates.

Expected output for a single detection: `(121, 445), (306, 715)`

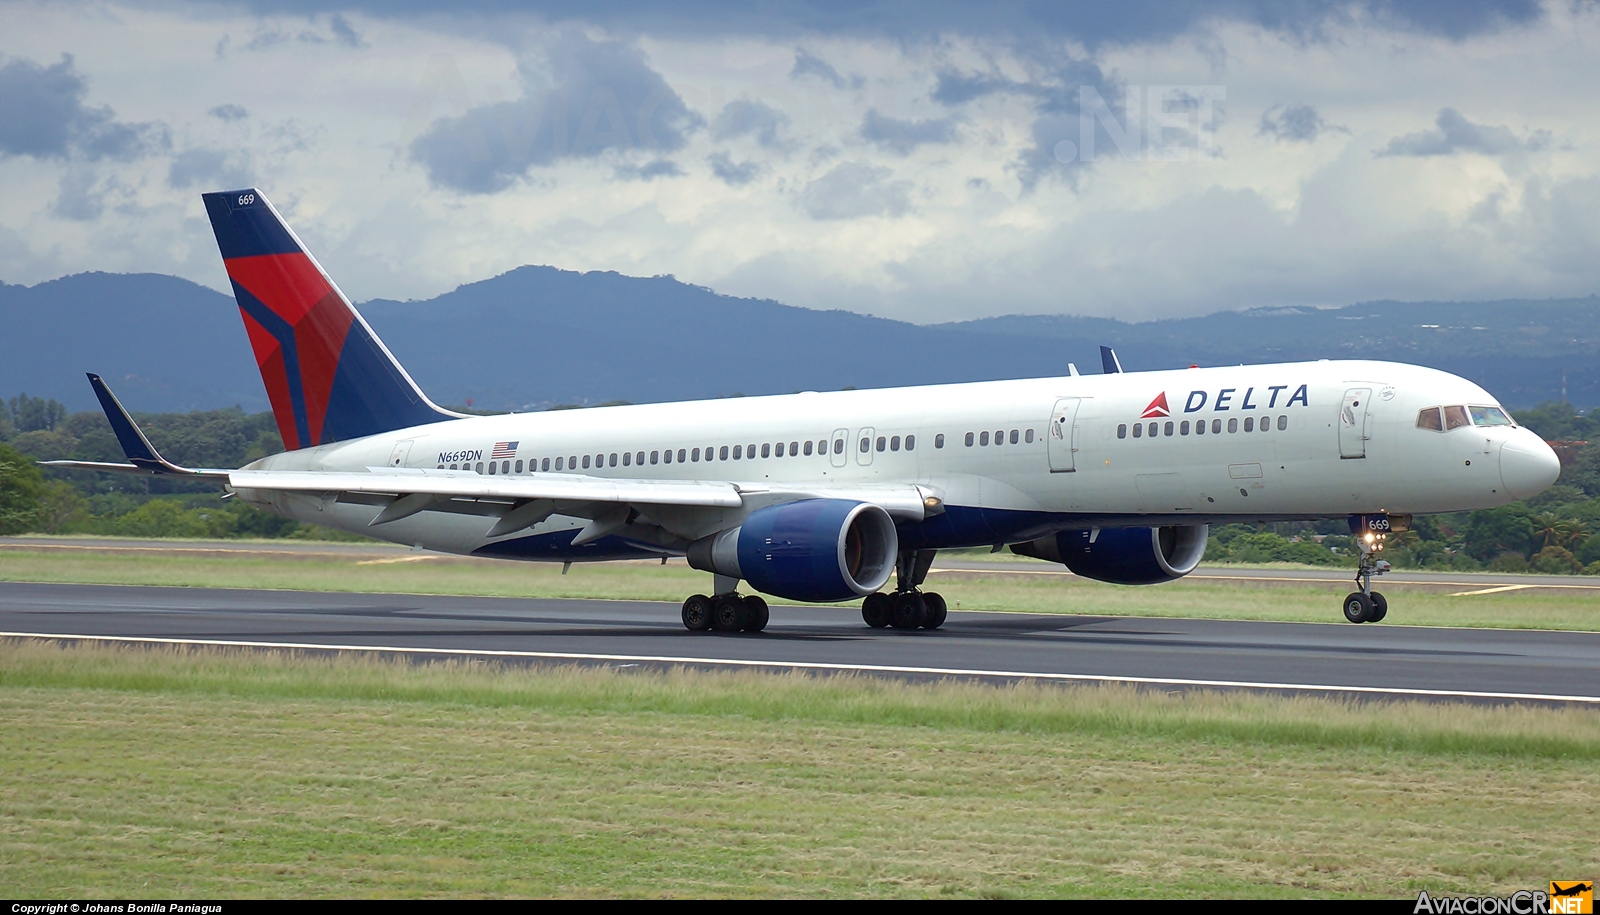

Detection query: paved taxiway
(2, 581), (1596, 703)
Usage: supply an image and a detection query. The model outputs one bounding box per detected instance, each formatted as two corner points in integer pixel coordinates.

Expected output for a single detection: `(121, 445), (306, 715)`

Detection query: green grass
(2, 640), (1597, 897)
(2, 544), (1597, 631)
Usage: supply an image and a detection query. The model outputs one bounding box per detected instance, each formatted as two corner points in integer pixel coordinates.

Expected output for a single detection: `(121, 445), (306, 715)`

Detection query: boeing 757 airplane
(47, 189), (1562, 630)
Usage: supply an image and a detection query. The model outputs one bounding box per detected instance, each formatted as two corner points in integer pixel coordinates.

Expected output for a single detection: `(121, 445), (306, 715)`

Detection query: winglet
(68, 373), (227, 478)
(1099, 346), (1123, 374)
(87, 373), (165, 468)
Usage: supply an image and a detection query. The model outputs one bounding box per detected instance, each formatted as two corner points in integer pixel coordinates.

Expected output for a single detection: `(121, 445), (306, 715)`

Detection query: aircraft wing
(228, 468), (935, 541)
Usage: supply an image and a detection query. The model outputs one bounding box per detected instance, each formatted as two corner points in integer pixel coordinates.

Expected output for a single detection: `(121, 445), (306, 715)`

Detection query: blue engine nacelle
(686, 499), (898, 602)
(1011, 524), (1209, 585)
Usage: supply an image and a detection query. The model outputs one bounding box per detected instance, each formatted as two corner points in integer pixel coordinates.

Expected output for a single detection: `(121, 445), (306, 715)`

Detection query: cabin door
(1047, 398), (1081, 473)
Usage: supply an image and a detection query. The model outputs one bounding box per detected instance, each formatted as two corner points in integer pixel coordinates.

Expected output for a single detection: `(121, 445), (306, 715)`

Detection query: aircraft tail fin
(201, 188), (457, 451)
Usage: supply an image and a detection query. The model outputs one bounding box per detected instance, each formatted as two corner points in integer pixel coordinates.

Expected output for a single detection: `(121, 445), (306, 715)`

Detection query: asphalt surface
(2, 581), (1596, 704)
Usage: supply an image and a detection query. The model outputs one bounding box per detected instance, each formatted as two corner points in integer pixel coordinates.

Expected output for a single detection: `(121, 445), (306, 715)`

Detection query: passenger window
(475, 462), (484, 473)
(449, 463), (458, 470)
(980, 431), (990, 445)
(1277, 415), (1287, 431)
(790, 441), (799, 455)
(543, 458), (551, 471)
(623, 452), (631, 466)
(1164, 421), (1173, 436)
(514, 460), (523, 473)
(995, 429), (1004, 445)
(889, 436), (900, 452)
(860, 437), (870, 453)
(582, 455), (591, 469)
(636, 452), (644, 465)
(803, 440), (813, 456)
(733, 445), (742, 460)
(692, 448), (700, 462)
(965, 432), (974, 446)
(906, 434), (915, 451)
(1212, 419), (1221, 434)
(721, 445), (730, 460)
(1228, 418), (1238, 433)
(650, 450), (658, 465)
(1148, 422), (1158, 438)
(832, 439), (842, 454)
(747, 443), (756, 458)
(607, 453), (616, 467)
(1025, 429), (1033, 443)
(1118, 424), (1127, 439)
(1180, 421), (1189, 435)
(1132, 424), (1142, 438)
(1009, 429), (1019, 444)
(1244, 417), (1254, 432)
(502, 461), (510, 474)
(555, 457), (564, 470)
(677, 449), (686, 463)
(1443, 406), (1471, 430)
(488, 461), (497, 475)
(935, 433), (944, 448)
(877, 436), (887, 452)
(1195, 421), (1205, 436)
(771, 443), (780, 457)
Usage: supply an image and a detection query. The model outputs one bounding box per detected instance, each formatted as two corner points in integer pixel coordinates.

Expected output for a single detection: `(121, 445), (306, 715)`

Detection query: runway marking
(3, 630), (1597, 705)
(1449, 584), (1537, 597)
(930, 567), (1600, 590)
(356, 556), (444, 565)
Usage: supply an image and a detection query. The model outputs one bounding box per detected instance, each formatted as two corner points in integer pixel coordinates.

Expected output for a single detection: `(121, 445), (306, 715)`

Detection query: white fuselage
(235, 360), (1557, 559)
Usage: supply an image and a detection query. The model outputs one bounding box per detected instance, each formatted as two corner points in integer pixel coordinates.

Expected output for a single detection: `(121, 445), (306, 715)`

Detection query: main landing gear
(863, 549), (947, 631)
(1342, 527), (1391, 624)
(681, 592), (769, 633)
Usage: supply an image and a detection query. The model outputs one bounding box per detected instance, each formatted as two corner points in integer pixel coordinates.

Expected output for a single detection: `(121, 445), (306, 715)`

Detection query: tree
(7, 394), (67, 433)
(1461, 505), (1537, 561)
(0, 442), (44, 534)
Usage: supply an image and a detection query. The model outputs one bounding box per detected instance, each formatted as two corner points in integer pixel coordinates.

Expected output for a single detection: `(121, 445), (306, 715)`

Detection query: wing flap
(228, 469), (745, 508)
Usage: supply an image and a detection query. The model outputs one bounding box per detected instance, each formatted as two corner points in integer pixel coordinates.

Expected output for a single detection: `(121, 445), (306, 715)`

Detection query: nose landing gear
(1342, 524), (1391, 623)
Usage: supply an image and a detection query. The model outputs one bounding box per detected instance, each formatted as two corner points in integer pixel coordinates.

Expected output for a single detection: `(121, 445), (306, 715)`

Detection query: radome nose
(1499, 431), (1561, 501)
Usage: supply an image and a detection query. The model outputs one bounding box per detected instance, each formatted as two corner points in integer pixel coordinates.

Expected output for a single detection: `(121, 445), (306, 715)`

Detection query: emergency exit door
(1339, 388), (1372, 459)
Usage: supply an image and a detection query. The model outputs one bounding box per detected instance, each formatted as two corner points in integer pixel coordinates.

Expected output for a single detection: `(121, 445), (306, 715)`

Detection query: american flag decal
(491, 441), (519, 459)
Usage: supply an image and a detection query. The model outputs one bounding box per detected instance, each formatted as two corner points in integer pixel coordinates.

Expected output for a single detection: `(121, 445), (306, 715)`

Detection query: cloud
(1377, 107), (1548, 157)
(329, 13), (363, 48)
(708, 152), (760, 185)
(860, 109), (958, 154)
(0, 54), (165, 161)
(167, 148), (252, 189)
(791, 48), (848, 87)
(409, 34), (702, 194)
(208, 104), (249, 121)
(712, 99), (789, 148)
(800, 162), (912, 219)
(1259, 103), (1344, 142)
(615, 159), (683, 181)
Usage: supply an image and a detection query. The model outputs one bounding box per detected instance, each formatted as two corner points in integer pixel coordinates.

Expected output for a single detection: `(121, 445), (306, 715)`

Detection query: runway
(2, 581), (1597, 704)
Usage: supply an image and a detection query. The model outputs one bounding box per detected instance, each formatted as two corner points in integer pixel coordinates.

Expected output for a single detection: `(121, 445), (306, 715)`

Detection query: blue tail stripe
(322, 321), (454, 443)
(231, 281), (312, 449)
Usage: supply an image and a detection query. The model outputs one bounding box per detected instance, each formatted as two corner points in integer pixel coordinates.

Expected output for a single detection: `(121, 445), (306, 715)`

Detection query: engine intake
(1012, 524), (1209, 585)
(687, 499), (897, 602)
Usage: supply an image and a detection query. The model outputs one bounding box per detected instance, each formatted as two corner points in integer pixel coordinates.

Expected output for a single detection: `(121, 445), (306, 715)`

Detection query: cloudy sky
(2, 0), (1598, 323)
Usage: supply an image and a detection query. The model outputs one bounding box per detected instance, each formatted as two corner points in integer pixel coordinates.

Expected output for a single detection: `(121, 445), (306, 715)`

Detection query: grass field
(1, 542), (1597, 631)
(2, 640), (1597, 898)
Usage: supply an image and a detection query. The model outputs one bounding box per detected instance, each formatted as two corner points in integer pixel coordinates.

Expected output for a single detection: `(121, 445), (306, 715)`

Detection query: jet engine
(1012, 524), (1209, 585)
(687, 499), (898, 602)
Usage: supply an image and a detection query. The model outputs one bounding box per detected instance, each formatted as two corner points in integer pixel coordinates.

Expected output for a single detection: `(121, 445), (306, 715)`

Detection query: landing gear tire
(682, 594), (714, 631)
(742, 595), (769, 632)
(1343, 592), (1373, 624)
(1367, 591), (1388, 623)
(921, 592), (948, 630)
(711, 595), (748, 632)
(890, 592), (926, 630)
(862, 592), (892, 628)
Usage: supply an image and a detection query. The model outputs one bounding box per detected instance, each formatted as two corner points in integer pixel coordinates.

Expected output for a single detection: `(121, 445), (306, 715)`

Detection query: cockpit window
(1469, 405), (1514, 427)
(1442, 405), (1471, 430)
(1416, 407), (1442, 432)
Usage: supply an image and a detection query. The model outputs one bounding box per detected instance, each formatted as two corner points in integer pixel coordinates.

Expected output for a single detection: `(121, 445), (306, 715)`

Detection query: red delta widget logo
(1140, 384), (1311, 417)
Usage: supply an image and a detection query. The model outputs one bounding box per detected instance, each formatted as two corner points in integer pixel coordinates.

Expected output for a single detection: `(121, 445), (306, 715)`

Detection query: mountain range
(3, 267), (1596, 415)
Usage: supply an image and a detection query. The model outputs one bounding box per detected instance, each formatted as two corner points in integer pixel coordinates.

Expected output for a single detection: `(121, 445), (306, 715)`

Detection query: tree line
(1, 395), (1597, 570)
